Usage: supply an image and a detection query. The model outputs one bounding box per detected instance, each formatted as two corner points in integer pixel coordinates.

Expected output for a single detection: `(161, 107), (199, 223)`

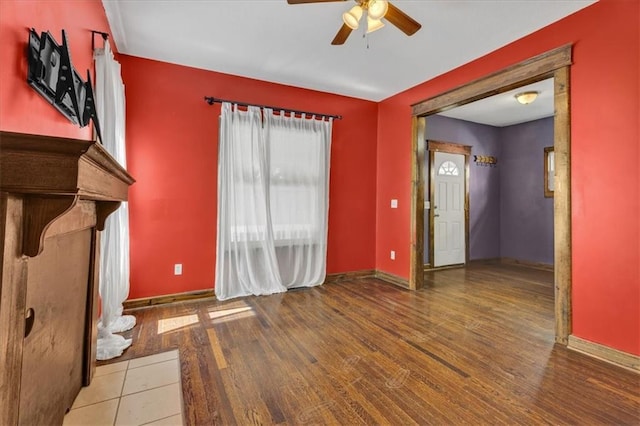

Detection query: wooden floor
(112, 263), (640, 425)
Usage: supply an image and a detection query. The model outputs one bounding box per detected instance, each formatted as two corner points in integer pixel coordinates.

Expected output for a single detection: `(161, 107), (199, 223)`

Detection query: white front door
(433, 152), (466, 267)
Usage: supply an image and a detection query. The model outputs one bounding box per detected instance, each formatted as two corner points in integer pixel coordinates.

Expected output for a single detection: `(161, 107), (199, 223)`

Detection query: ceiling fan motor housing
(287, 0), (421, 45)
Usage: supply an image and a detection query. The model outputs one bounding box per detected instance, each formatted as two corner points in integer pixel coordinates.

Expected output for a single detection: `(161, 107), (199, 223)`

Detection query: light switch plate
(391, 199), (398, 209)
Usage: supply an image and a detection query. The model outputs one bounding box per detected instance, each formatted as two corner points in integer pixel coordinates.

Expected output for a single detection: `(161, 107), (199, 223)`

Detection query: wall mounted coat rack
(474, 155), (498, 167)
(27, 28), (102, 143)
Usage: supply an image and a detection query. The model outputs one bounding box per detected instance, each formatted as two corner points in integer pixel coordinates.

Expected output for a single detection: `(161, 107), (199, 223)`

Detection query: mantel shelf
(0, 131), (135, 257)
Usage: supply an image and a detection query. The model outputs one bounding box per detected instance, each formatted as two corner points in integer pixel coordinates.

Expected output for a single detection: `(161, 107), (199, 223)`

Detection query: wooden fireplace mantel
(1, 131), (134, 256)
(0, 131), (135, 425)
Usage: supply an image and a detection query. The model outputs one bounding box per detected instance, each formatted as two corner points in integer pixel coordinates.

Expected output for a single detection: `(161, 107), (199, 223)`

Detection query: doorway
(409, 44), (572, 344)
(433, 151), (465, 267)
(425, 141), (471, 268)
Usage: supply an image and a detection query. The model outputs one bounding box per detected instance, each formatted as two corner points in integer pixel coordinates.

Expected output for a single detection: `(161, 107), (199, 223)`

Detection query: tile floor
(63, 350), (184, 426)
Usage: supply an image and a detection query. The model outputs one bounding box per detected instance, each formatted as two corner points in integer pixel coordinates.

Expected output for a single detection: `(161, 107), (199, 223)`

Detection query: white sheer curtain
(94, 40), (135, 360)
(215, 103), (332, 300)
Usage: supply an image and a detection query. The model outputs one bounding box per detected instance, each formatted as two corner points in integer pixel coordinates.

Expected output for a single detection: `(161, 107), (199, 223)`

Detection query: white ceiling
(438, 78), (555, 127)
(102, 0), (594, 123)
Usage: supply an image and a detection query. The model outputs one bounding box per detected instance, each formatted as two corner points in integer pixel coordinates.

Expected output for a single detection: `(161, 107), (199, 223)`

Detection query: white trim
(101, 0), (129, 52)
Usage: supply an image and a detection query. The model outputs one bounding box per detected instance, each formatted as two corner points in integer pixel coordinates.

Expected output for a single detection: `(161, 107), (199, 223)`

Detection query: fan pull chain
(362, 16), (370, 49)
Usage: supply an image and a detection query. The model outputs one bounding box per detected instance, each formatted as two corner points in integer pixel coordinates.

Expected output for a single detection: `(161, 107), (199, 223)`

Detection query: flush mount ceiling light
(287, 0), (421, 45)
(515, 91), (539, 105)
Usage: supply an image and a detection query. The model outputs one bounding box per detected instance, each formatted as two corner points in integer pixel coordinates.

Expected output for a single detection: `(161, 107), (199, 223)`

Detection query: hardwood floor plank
(101, 264), (639, 425)
(206, 328), (228, 369)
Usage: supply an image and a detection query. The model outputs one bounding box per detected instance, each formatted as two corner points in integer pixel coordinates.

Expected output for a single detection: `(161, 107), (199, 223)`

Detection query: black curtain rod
(91, 30), (109, 51)
(91, 30), (109, 39)
(204, 96), (342, 120)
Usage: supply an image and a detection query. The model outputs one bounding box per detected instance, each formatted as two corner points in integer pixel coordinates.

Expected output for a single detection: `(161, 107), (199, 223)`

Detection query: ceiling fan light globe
(343, 5), (363, 30)
(367, 16), (385, 33)
(368, 0), (388, 20)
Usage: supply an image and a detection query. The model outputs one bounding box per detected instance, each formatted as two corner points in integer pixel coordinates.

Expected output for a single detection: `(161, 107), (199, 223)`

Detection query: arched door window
(438, 160), (459, 176)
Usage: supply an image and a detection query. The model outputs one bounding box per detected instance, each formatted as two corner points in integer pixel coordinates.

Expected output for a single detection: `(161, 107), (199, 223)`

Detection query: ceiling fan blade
(385, 2), (422, 36)
(287, 0), (346, 4)
(331, 23), (353, 45)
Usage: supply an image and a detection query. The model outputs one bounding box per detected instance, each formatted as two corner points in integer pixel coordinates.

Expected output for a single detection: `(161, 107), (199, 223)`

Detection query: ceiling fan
(287, 0), (422, 45)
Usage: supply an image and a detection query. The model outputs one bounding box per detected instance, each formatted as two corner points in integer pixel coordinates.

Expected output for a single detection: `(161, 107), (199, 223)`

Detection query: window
(438, 160), (459, 176)
(221, 108), (330, 247)
(544, 146), (554, 198)
(268, 122), (326, 245)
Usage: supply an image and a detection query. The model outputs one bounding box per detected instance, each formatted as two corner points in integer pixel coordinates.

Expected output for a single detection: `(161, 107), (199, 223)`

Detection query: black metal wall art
(27, 28), (102, 143)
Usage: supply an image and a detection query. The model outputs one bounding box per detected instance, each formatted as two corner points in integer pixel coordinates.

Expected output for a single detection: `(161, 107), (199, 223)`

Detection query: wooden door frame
(409, 44), (572, 344)
(426, 141), (471, 269)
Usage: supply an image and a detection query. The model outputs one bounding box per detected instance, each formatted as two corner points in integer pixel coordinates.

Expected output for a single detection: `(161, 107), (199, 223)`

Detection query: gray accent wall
(500, 118), (554, 264)
(425, 115), (502, 262)
(424, 114), (553, 265)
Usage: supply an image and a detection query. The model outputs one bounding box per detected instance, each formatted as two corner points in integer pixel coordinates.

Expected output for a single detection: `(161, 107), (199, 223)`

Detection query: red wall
(120, 56), (378, 299)
(2, 0), (637, 357)
(376, 0), (639, 355)
(0, 0), (111, 139)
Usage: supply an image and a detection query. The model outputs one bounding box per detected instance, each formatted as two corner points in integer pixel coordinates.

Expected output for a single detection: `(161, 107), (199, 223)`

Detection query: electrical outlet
(391, 199), (398, 209)
(174, 263), (182, 275)
(390, 250), (396, 260)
